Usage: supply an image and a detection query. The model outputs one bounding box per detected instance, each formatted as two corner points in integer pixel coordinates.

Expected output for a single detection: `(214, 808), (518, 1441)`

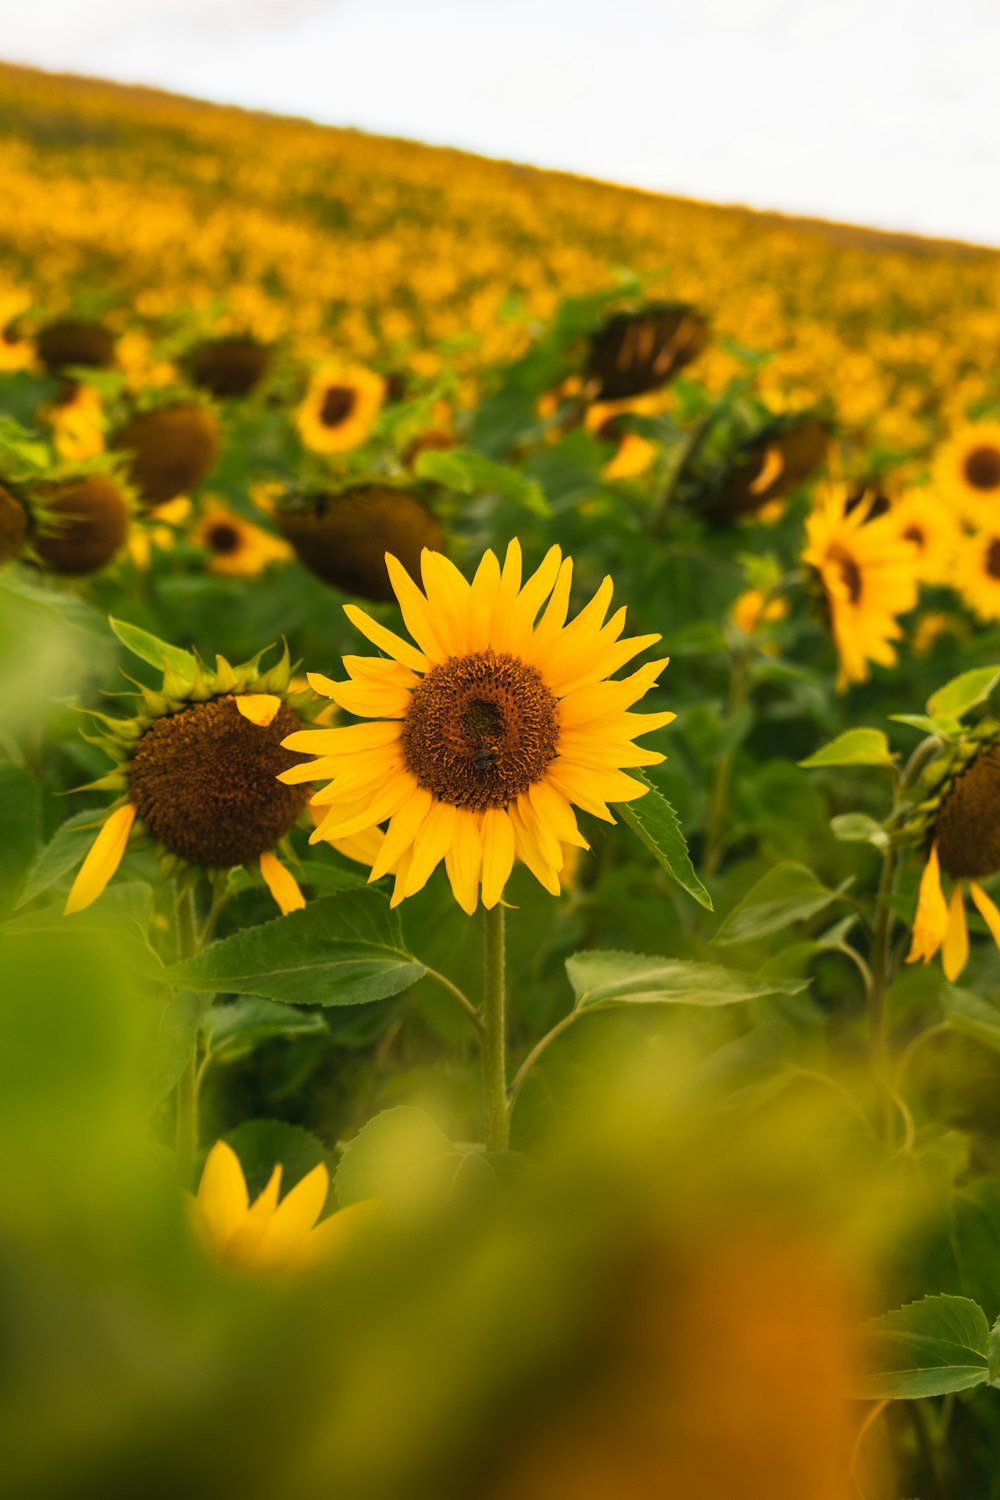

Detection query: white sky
(3, 0), (1000, 246)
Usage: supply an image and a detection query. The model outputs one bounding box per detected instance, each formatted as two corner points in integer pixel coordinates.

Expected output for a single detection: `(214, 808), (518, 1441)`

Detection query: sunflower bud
(112, 403), (220, 506)
(35, 318), (116, 373)
(31, 475), (130, 575)
(276, 485), (444, 601)
(187, 337), (271, 398)
(0, 482), (28, 563)
(585, 303), (707, 401)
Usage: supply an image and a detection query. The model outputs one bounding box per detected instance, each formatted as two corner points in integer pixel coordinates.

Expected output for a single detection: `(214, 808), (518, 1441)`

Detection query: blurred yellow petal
(906, 844), (949, 965)
(969, 881), (1000, 950)
(259, 852), (306, 914)
(942, 882), (970, 981)
(64, 803), (136, 915)
(195, 1141), (250, 1255)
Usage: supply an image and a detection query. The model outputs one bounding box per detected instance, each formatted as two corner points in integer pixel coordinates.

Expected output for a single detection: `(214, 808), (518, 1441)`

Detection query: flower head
(192, 501), (291, 577)
(933, 420), (1000, 522)
(295, 365), (385, 454)
(283, 539), (674, 914)
(585, 303), (707, 401)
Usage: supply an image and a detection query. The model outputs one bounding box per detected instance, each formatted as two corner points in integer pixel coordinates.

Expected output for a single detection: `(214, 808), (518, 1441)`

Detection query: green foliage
(857, 1295), (993, 1399)
(798, 727), (896, 768)
(617, 770), (712, 909)
(565, 950), (807, 1009)
(714, 862), (851, 945)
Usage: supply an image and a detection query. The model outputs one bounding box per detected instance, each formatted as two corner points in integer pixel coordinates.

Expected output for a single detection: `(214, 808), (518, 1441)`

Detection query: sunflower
(0, 290), (34, 372)
(802, 486), (920, 691)
(192, 501), (291, 577)
(295, 365), (385, 454)
(65, 650), (313, 917)
(934, 420), (1000, 521)
(884, 487), (958, 586)
(281, 539), (674, 914)
(584, 395), (659, 481)
(30, 474), (131, 576)
(953, 525), (1000, 622)
(42, 382), (106, 462)
(585, 303), (707, 401)
(907, 739), (1000, 980)
(112, 403), (221, 507)
(275, 483), (443, 601)
(35, 317), (116, 374)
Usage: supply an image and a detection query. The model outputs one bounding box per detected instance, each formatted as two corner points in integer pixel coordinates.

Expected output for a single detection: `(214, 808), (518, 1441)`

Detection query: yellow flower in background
(192, 1140), (376, 1271)
(802, 486), (919, 691)
(192, 501), (291, 577)
(43, 383), (106, 461)
(127, 495), (192, 569)
(884, 487), (958, 586)
(731, 587), (789, 640)
(296, 364), (385, 454)
(934, 420), (1000, 522)
(0, 288), (34, 371)
(584, 395), (659, 481)
(953, 526), (1000, 623)
(282, 539), (674, 914)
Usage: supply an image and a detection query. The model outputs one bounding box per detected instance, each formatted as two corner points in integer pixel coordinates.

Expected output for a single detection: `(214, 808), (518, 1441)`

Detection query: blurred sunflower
(42, 382), (106, 462)
(192, 502), (291, 577)
(585, 303), (707, 401)
(282, 539), (674, 914)
(884, 488), (958, 585)
(802, 487), (919, 691)
(0, 290), (34, 372)
(65, 650), (313, 917)
(953, 526), (1000, 622)
(934, 420), (1000, 521)
(584, 396), (659, 481)
(296, 365), (385, 454)
(907, 738), (1000, 980)
(126, 496), (192, 569)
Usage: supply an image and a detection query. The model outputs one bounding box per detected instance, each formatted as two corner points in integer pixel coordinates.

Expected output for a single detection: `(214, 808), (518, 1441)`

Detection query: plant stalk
(174, 884), (200, 1183)
(481, 903), (509, 1151)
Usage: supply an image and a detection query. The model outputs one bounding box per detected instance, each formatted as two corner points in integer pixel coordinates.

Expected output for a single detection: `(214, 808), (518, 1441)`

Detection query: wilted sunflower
(802, 486), (919, 691)
(192, 502), (291, 577)
(281, 539), (674, 914)
(953, 525), (1000, 622)
(934, 420), (1000, 521)
(907, 733), (1000, 980)
(585, 303), (707, 401)
(275, 483), (443, 601)
(704, 416), (830, 522)
(295, 365), (385, 454)
(65, 649), (313, 917)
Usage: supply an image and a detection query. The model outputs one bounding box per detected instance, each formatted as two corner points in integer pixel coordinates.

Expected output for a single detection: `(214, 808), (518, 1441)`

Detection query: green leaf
(0, 764), (41, 912)
(335, 1106), (457, 1207)
(830, 812), (889, 849)
(889, 713), (957, 736)
(714, 862), (851, 945)
(164, 890), (426, 1006)
(15, 808), (106, 909)
(109, 616), (197, 678)
(413, 447), (550, 517)
(153, 990), (214, 1101)
(565, 950), (807, 1010)
(928, 665), (1000, 721)
(942, 984), (1000, 1058)
(856, 1295), (991, 1399)
(798, 728), (896, 769)
(223, 1118), (330, 1201)
(617, 770), (712, 910)
(203, 997), (328, 1060)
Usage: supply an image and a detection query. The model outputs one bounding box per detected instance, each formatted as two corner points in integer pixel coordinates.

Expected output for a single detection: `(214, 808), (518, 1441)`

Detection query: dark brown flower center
(902, 525), (925, 550)
(964, 445), (1000, 492)
(319, 385), (357, 428)
(987, 539), (1000, 581)
(936, 744), (1000, 878)
(401, 650), (559, 810)
(828, 545), (863, 605)
(206, 521), (241, 555)
(128, 696), (310, 867)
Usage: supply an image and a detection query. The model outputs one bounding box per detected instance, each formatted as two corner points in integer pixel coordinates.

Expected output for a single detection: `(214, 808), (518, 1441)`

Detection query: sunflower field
(7, 58), (1000, 1500)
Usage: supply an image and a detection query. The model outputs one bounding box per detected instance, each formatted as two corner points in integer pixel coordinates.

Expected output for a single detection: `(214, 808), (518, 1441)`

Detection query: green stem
(703, 650), (749, 877)
(481, 903), (509, 1152)
(174, 884), (200, 1183)
(868, 839), (898, 1067)
(425, 968), (483, 1031)
(508, 1010), (581, 1113)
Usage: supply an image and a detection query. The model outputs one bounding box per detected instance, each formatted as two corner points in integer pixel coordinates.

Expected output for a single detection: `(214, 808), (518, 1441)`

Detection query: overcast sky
(3, 0), (1000, 246)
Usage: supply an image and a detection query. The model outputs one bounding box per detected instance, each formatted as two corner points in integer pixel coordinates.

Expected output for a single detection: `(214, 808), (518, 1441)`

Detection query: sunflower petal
(969, 882), (1000, 950)
(259, 852), (306, 915)
(235, 693), (281, 727)
(480, 807), (516, 909)
(342, 604), (429, 674)
(196, 1140), (249, 1254)
(942, 882), (970, 981)
(906, 844), (949, 965)
(64, 803), (136, 915)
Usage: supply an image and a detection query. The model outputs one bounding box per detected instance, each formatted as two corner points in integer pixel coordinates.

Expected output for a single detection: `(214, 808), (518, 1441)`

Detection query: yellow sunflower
(884, 487), (959, 586)
(802, 486), (920, 691)
(907, 743), (1000, 980)
(295, 365), (385, 454)
(584, 394), (659, 481)
(934, 420), (1000, 521)
(953, 525), (1000, 622)
(281, 540), (674, 914)
(192, 502), (291, 577)
(0, 289), (34, 372)
(42, 382), (106, 462)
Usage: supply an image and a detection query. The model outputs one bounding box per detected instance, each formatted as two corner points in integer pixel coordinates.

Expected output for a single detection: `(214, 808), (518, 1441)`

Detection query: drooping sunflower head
(283, 539), (674, 914)
(29, 473), (132, 576)
(35, 318), (117, 374)
(112, 400), (221, 507)
(65, 644), (316, 915)
(0, 482), (28, 563)
(275, 482), (444, 601)
(187, 336), (272, 398)
(585, 303), (708, 402)
(934, 420), (1000, 521)
(704, 416), (830, 522)
(192, 501), (291, 577)
(801, 485), (920, 691)
(295, 365), (385, 454)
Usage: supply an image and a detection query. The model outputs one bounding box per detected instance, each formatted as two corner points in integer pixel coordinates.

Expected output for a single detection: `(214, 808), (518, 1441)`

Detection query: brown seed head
(36, 319), (116, 372)
(113, 404), (221, 506)
(276, 486), (444, 601)
(32, 476), (129, 575)
(128, 696), (310, 867)
(935, 744), (1000, 878)
(964, 444), (1000, 492)
(188, 337), (271, 398)
(586, 303), (707, 402)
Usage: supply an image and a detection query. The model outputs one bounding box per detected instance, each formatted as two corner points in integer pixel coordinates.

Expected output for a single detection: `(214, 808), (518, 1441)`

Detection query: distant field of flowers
(6, 60), (1000, 1500)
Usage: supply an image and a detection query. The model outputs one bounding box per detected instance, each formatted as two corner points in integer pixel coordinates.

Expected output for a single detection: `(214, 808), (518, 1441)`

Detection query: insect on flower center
(964, 445), (1000, 492)
(401, 650), (560, 810)
(319, 385), (357, 428)
(128, 695), (311, 867)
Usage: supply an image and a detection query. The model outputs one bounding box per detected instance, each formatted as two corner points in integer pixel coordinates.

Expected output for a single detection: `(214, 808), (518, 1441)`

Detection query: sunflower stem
(481, 903), (509, 1152)
(174, 884), (200, 1184)
(868, 839), (898, 1071)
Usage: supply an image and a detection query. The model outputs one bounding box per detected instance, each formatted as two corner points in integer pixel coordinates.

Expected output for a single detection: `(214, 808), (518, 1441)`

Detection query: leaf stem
(481, 903), (509, 1151)
(174, 883), (201, 1184)
(703, 649), (749, 876)
(425, 967), (483, 1031)
(509, 1010), (581, 1113)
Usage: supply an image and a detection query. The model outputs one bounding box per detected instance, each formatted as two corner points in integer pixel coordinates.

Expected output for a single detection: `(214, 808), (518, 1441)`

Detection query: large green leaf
(617, 770), (712, 910)
(856, 1295), (992, 1399)
(714, 862), (851, 946)
(414, 447), (550, 517)
(164, 890), (426, 1006)
(0, 763), (41, 912)
(109, 616), (197, 678)
(928, 665), (1000, 721)
(153, 990), (214, 1101)
(798, 728), (896, 769)
(203, 997), (328, 1060)
(942, 984), (1000, 1058)
(565, 950), (806, 1010)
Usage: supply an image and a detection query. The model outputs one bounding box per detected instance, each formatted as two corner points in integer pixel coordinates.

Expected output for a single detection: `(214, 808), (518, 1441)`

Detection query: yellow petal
(369, 784), (434, 881)
(196, 1140), (250, 1255)
(942, 882), (970, 981)
(235, 693), (281, 727)
(905, 844), (949, 965)
(296, 1198), (381, 1267)
(969, 882), (1000, 950)
(444, 813), (483, 916)
(385, 552), (449, 661)
(403, 801), (459, 897)
(282, 722), (401, 754)
(342, 603), (429, 675)
(254, 1162), (331, 1267)
(64, 803), (136, 915)
(480, 807), (516, 909)
(260, 852), (306, 915)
